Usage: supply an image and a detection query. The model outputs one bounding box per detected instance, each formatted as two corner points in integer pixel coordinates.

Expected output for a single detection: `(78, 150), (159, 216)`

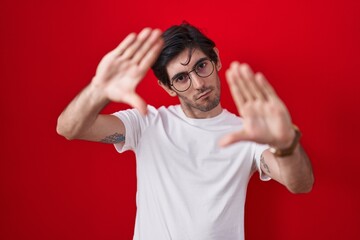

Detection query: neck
(180, 103), (223, 119)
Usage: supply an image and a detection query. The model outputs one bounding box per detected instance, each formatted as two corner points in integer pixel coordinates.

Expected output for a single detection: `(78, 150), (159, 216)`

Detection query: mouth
(196, 89), (212, 100)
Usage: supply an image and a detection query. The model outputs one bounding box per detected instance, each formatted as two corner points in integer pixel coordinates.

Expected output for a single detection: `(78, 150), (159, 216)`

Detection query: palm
(98, 61), (144, 101)
(220, 62), (294, 148)
(92, 28), (163, 114)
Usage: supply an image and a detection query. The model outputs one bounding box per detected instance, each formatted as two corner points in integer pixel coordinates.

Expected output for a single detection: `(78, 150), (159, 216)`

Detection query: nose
(190, 73), (205, 90)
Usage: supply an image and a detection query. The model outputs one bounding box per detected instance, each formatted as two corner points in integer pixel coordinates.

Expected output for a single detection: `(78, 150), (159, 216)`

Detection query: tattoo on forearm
(260, 154), (271, 174)
(100, 133), (125, 144)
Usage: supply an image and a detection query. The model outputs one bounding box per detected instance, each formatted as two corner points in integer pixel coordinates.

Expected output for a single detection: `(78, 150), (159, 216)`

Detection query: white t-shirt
(113, 105), (270, 240)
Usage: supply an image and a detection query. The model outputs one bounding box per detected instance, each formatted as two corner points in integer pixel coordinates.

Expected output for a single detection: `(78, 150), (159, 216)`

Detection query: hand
(220, 62), (295, 148)
(91, 28), (163, 115)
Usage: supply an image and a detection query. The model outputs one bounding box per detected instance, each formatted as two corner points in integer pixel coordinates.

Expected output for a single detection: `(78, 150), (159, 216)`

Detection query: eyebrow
(171, 57), (209, 81)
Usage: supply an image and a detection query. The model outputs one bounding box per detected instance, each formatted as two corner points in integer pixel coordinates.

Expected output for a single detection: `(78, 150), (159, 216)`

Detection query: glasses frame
(170, 58), (215, 92)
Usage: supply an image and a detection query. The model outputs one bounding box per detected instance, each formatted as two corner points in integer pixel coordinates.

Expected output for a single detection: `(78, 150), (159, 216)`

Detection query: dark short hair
(152, 22), (218, 88)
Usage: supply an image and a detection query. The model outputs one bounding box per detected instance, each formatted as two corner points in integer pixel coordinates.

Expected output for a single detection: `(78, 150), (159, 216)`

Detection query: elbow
(57, 129), (76, 140)
(56, 116), (77, 140)
(288, 184), (313, 194)
(287, 174), (315, 194)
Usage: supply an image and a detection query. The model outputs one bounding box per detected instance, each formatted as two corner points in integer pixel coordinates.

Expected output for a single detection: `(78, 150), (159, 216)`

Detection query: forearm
(265, 145), (314, 193)
(56, 82), (109, 140)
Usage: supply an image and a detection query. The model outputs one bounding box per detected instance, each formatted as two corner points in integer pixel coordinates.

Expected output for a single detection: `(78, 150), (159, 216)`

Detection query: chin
(197, 97), (220, 112)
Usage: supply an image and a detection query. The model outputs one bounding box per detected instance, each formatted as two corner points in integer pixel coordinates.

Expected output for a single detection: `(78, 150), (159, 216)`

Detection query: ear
(213, 47), (222, 71)
(158, 80), (177, 97)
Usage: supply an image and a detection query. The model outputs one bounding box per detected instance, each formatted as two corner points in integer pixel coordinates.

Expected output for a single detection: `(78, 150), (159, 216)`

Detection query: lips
(196, 89), (212, 100)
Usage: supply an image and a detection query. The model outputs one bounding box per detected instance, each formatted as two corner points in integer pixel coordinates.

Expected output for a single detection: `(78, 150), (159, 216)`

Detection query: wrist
(87, 81), (110, 106)
(269, 125), (302, 157)
(89, 78), (109, 101)
(272, 127), (296, 149)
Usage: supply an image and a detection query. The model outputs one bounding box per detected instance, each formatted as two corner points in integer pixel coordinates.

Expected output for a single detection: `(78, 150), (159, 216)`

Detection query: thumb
(219, 130), (251, 147)
(123, 93), (148, 116)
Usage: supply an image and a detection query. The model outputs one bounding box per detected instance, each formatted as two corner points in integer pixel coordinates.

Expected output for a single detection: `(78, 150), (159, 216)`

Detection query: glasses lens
(172, 73), (191, 92)
(195, 59), (214, 77)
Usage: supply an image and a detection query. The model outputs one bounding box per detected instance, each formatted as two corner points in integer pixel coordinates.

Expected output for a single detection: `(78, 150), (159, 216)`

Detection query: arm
(260, 145), (314, 193)
(56, 28), (163, 143)
(220, 62), (314, 193)
(56, 83), (125, 143)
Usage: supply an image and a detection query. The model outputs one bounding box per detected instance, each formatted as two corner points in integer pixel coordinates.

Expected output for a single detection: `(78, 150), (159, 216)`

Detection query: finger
(231, 62), (254, 102)
(138, 38), (164, 70)
(122, 93), (148, 116)
(132, 29), (163, 64)
(226, 62), (246, 107)
(240, 64), (266, 101)
(218, 130), (250, 147)
(255, 72), (278, 98)
(121, 28), (153, 59)
(112, 33), (137, 56)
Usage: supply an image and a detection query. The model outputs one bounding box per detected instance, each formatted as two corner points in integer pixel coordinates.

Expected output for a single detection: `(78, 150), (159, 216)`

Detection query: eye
(196, 60), (209, 74)
(174, 74), (189, 83)
(197, 61), (207, 70)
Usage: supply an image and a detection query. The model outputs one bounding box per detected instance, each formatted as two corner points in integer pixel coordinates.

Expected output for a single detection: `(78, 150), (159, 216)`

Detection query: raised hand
(91, 28), (163, 115)
(220, 62), (295, 149)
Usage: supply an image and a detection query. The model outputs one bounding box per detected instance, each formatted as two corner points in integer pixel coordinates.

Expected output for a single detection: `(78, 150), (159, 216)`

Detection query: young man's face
(164, 48), (222, 118)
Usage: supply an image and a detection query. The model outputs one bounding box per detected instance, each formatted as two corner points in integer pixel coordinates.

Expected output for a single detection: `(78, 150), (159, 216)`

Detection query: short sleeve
(253, 143), (271, 181)
(112, 108), (144, 153)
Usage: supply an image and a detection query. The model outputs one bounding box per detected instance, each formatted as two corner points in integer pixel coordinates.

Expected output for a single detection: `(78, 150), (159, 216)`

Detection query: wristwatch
(269, 125), (302, 157)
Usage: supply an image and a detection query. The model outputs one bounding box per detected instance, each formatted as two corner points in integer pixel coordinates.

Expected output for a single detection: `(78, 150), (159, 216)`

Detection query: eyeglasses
(170, 58), (215, 92)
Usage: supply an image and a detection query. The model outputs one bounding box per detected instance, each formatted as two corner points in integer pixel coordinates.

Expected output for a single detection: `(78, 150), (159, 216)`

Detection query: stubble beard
(178, 80), (221, 113)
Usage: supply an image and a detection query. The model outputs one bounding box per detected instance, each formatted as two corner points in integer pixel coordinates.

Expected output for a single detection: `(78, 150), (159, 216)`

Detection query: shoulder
(112, 105), (180, 120)
(149, 104), (182, 119)
(221, 109), (244, 125)
(117, 105), (183, 126)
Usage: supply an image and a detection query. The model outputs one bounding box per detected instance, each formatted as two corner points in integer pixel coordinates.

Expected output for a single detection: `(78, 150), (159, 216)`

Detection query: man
(57, 23), (314, 240)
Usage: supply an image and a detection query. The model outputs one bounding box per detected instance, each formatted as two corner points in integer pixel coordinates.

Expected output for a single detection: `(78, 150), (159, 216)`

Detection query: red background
(1, 0), (359, 239)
